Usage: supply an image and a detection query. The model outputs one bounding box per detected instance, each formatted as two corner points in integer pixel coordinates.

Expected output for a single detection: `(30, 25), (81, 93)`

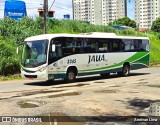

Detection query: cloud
(50, 0), (73, 19)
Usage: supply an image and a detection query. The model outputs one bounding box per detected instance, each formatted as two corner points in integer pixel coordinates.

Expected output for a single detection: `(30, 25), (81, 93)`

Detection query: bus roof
(25, 33), (149, 41)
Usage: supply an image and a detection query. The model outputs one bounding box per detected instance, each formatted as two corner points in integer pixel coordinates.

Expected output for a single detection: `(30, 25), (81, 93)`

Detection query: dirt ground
(0, 67), (160, 125)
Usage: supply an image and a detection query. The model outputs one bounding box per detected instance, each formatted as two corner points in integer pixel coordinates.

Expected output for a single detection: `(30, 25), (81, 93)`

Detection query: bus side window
(111, 40), (120, 52)
(120, 39), (125, 51)
(122, 39), (134, 52)
(62, 37), (84, 55)
(142, 40), (149, 51)
(133, 40), (139, 51)
(73, 38), (83, 54)
(48, 38), (63, 64)
(83, 38), (91, 53)
(90, 39), (97, 53)
(63, 37), (73, 56)
(98, 39), (109, 53)
(138, 41), (144, 51)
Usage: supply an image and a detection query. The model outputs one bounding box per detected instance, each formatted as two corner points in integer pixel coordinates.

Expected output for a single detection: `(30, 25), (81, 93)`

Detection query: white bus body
(21, 33), (150, 82)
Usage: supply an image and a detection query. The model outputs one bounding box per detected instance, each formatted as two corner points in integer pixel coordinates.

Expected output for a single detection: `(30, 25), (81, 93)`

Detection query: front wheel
(118, 65), (130, 77)
(46, 80), (54, 85)
(65, 69), (76, 83)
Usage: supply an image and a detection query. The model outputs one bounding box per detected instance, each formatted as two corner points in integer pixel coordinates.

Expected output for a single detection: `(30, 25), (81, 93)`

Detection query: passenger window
(98, 39), (109, 52)
(121, 39), (149, 52)
(111, 40), (120, 52)
(122, 39), (136, 52)
(83, 38), (97, 53)
(142, 40), (149, 51)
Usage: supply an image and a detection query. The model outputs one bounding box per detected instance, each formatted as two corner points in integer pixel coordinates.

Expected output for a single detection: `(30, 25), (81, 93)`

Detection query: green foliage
(0, 37), (20, 75)
(0, 17), (43, 75)
(149, 37), (160, 64)
(151, 18), (160, 32)
(48, 20), (117, 34)
(0, 17), (43, 45)
(110, 17), (136, 28)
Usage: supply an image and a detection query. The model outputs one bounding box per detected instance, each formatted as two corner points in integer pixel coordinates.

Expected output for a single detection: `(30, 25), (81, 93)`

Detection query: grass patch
(0, 74), (21, 81)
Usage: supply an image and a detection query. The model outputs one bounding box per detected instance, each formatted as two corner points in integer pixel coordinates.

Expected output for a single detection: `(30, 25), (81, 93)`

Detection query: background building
(37, 8), (55, 18)
(135, 0), (160, 29)
(63, 14), (71, 20)
(73, 0), (127, 25)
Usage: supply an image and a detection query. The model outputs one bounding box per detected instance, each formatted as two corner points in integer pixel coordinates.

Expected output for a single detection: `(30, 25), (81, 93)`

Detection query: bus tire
(46, 80), (54, 85)
(65, 69), (76, 83)
(118, 64), (130, 77)
(100, 73), (110, 78)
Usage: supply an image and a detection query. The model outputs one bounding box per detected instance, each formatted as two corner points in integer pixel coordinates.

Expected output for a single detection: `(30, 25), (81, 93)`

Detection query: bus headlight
(38, 66), (46, 72)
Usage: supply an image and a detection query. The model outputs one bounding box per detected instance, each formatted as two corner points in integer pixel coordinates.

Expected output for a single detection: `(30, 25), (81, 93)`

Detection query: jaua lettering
(88, 55), (105, 64)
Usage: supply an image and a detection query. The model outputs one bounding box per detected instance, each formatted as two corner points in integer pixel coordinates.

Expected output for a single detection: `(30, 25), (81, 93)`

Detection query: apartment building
(135, 0), (160, 29)
(73, 0), (127, 25)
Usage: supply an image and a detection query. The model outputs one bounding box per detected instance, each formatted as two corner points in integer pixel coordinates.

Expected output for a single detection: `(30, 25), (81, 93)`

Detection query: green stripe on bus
(21, 65), (34, 72)
(133, 53), (150, 66)
(79, 52), (149, 72)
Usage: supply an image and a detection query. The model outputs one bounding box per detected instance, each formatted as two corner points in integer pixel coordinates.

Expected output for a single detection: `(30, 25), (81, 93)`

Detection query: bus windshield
(21, 40), (48, 68)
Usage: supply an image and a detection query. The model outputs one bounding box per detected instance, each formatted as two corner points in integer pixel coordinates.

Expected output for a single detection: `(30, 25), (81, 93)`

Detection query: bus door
(48, 39), (64, 79)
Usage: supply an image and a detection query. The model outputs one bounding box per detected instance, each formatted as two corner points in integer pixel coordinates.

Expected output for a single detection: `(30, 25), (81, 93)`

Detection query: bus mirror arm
(16, 42), (24, 54)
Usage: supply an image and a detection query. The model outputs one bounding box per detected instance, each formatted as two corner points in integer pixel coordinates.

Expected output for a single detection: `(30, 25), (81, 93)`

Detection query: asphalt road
(0, 67), (160, 125)
(0, 67), (158, 93)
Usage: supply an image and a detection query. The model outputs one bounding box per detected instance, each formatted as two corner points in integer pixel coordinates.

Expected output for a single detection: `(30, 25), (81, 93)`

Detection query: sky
(0, 0), (73, 19)
(127, 0), (134, 20)
(0, 0), (134, 20)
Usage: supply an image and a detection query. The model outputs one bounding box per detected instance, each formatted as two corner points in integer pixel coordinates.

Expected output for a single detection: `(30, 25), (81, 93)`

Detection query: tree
(151, 18), (160, 32)
(110, 17), (136, 28)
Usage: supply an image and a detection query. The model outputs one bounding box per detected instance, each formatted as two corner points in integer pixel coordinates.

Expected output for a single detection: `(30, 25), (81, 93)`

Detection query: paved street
(0, 67), (160, 125)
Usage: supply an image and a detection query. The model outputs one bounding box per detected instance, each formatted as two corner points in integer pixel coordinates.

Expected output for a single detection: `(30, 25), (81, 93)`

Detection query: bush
(0, 17), (43, 45)
(0, 37), (20, 75)
(151, 17), (160, 32)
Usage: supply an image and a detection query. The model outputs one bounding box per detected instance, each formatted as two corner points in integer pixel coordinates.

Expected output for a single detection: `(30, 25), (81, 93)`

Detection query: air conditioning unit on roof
(80, 32), (116, 36)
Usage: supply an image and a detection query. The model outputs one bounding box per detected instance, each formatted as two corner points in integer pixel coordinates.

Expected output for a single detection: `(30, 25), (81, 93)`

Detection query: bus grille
(24, 75), (37, 78)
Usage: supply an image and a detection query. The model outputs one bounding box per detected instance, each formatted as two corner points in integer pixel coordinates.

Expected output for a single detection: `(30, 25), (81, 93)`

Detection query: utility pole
(72, 0), (74, 20)
(43, 0), (48, 34)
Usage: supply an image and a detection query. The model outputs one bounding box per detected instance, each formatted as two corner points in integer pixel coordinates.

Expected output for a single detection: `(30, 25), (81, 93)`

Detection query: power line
(52, 5), (72, 11)
(55, 3), (72, 8)
(48, 0), (55, 10)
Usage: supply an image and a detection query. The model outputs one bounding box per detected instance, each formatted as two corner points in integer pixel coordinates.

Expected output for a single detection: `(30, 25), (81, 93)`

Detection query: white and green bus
(21, 32), (150, 82)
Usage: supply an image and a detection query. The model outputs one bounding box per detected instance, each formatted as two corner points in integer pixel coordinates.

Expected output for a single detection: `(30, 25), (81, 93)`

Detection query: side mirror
(52, 44), (55, 52)
(16, 47), (19, 54)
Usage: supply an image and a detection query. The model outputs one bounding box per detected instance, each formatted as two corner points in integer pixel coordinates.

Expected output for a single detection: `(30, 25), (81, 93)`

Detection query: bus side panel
(130, 52), (150, 70)
(48, 51), (149, 79)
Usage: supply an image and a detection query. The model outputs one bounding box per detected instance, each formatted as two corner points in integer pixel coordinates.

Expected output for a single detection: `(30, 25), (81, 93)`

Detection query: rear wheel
(118, 65), (130, 77)
(65, 69), (76, 83)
